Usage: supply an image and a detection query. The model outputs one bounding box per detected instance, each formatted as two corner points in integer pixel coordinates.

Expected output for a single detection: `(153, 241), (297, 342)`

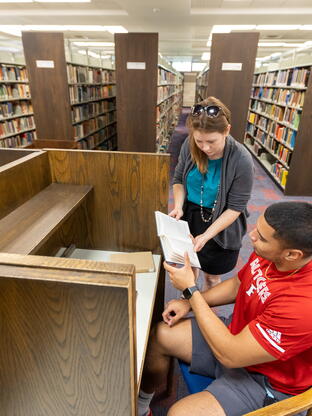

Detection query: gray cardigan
(173, 135), (254, 250)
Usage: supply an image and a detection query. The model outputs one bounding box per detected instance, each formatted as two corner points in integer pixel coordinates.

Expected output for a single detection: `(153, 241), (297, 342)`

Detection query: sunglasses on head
(191, 104), (222, 118)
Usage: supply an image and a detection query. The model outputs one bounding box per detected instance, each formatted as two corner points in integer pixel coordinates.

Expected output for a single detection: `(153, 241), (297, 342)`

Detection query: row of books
(156, 94), (179, 121)
(0, 101), (33, 119)
(67, 64), (116, 84)
(69, 85), (116, 104)
(158, 67), (181, 85)
(251, 87), (305, 108)
(76, 124), (117, 150)
(249, 105), (301, 130)
(250, 128), (292, 166)
(272, 162), (288, 188)
(253, 67), (310, 88)
(0, 131), (36, 148)
(71, 100), (116, 124)
(74, 113), (116, 140)
(96, 134), (117, 151)
(157, 85), (179, 103)
(0, 115), (35, 138)
(247, 115), (297, 149)
(0, 84), (31, 101)
(0, 65), (28, 82)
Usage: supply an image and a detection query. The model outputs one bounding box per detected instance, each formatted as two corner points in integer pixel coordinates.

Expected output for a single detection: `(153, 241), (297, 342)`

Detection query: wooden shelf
(0, 183), (92, 254)
(71, 96), (116, 106)
(0, 97), (31, 102)
(0, 112), (34, 122)
(0, 127), (35, 141)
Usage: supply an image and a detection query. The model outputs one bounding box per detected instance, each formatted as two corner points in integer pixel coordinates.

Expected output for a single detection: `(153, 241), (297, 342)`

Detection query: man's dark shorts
(190, 316), (307, 416)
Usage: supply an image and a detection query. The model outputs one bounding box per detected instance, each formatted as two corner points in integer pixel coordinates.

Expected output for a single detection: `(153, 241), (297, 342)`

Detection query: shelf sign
(127, 62), (146, 70)
(221, 62), (242, 71)
(36, 60), (55, 68)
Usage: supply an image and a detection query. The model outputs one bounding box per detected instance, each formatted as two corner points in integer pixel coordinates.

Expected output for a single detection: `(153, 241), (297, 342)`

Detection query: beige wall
(182, 72), (197, 106)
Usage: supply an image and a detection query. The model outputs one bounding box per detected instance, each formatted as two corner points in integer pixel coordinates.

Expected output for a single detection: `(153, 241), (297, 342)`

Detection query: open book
(155, 211), (201, 268)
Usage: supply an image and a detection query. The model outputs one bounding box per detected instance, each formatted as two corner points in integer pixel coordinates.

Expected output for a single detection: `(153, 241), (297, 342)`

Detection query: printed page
(155, 211), (191, 241)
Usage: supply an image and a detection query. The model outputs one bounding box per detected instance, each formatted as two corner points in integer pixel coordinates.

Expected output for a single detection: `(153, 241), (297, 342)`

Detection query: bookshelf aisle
(244, 65), (312, 195)
(0, 63), (36, 148)
(67, 63), (117, 150)
(156, 65), (183, 152)
(195, 67), (209, 103)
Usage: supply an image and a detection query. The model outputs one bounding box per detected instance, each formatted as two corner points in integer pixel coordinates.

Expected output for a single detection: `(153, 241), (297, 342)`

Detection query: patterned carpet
(150, 107), (312, 415)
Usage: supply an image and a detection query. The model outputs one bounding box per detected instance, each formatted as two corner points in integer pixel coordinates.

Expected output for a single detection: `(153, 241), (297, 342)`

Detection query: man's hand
(168, 207), (183, 220)
(191, 233), (210, 252)
(164, 252), (196, 291)
(162, 299), (191, 327)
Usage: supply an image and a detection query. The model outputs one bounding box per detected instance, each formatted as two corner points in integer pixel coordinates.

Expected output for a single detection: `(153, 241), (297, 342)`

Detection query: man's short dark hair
(264, 202), (312, 257)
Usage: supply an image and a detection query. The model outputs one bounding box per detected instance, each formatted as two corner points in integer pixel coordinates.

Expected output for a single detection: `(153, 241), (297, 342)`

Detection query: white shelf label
(36, 60), (55, 68)
(127, 62), (146, 70)
(221, 62), (242, 71)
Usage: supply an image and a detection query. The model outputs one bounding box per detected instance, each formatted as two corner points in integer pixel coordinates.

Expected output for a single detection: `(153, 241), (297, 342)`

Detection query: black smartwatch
(182, 285), (199, 300)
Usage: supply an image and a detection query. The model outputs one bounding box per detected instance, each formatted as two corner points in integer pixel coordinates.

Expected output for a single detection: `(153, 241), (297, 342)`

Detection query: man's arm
(190, 291), (276, 368)
(164, 253), (276, 368)
(201, 274), (240, 307)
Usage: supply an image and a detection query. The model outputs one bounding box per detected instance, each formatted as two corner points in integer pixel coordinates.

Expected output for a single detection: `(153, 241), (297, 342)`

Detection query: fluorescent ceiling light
(78, 50), (87, 55)
(104, 26), (128, 34)
(0, 46), (20, 52)
(258, 42), (304, 47)
(256, 25), (300, 30)
(192, 62), (206, 72)
(270, 52), (282, 58)
(73, 42), (114, 47)
(101, 55), (111, 60)
(201, 52), (210, 61)
(299, 25), (312, 30)
(0, 25), (127, 37)
(212, 25), (256, 33)
(0, 0), (90, 1)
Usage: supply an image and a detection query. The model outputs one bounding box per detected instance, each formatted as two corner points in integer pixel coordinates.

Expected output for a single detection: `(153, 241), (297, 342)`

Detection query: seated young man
(139, 201), (312, 416)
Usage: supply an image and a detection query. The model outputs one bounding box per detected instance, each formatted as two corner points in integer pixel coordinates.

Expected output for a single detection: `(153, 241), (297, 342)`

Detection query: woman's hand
(164, 252), (196, 291)
(168, 207), (183, 220)
(162, 299), (191, 327)
(191, 233), (210, 252)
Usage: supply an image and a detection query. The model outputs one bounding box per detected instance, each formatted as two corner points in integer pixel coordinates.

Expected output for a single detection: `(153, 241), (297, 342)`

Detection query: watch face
(183, 286), (198, 299)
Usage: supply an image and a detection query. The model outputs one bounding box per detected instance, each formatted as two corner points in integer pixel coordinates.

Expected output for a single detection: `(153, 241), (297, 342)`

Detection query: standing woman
(169, 96), (254, 287)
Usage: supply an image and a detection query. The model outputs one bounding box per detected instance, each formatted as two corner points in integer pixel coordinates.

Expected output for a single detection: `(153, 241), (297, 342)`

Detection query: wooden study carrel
(0, 148), (169, 416)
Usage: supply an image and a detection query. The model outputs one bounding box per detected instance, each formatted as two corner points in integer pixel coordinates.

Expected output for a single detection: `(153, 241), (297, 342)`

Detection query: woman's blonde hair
(186, 96), (231, 173)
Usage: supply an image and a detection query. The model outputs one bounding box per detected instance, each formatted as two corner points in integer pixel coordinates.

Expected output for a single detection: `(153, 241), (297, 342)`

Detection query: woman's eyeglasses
(191, 104), (222, 118)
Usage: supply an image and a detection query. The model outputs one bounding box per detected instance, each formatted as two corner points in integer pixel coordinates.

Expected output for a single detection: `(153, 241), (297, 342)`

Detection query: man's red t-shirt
(229, 252), (312, 395)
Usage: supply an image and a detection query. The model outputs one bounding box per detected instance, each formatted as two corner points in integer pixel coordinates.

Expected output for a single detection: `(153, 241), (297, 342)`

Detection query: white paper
(127, 62), (146, 70)
(221, 62), (242, 71)
(155, 211), (200, 268)
(36, 60), (55, 68)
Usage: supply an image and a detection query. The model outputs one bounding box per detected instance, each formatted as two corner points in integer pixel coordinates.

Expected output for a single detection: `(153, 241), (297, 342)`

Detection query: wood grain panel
(285, 70), (312, 195)
(28, 140), (78, 149)
(22, 32), (74, 142)
(0, 151), (51, 220)
(0, 149), (37, 167)
(207, 32), (259, 143)
(0, 261), (135, 415)
(48, 150), (170, 252)
(115, 33), (158, 152)
(0, 183), (92, 254)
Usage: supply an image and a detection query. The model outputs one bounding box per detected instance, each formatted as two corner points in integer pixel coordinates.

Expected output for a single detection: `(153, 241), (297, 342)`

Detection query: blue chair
(178, 360), (214, 394)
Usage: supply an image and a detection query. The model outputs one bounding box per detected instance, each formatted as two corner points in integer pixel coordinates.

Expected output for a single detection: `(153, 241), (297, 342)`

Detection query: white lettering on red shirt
(246, 257), (271, 303)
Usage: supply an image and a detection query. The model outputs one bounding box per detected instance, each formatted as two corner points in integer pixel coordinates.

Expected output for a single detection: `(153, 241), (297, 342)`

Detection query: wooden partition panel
(0, 151), (51, 219)
(207, 32), (259, 143)
(115, 33), (158, 152)
(48, 149), (170, 252)
(22, 32), (74, 142)
(0, 253), (136, 416)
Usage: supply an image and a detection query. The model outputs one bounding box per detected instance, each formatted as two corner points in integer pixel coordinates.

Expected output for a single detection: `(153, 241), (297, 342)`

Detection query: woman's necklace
(264, 262), (301, 280)
(200, 175), (220, 223)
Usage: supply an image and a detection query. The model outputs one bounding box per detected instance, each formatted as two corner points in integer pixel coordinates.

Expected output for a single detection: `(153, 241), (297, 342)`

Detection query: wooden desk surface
(60, 248), (161, 387)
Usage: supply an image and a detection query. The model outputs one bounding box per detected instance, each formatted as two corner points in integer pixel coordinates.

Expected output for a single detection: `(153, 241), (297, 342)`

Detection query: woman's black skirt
(182, 201), (239, 275)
